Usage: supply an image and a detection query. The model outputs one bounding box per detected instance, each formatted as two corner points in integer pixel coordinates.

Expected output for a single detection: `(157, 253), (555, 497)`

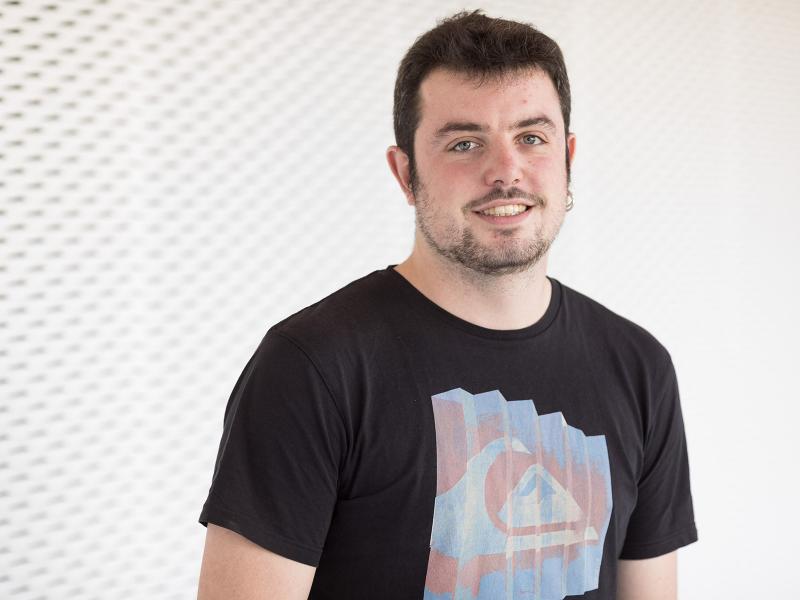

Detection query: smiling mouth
(473, 204), (531, 217)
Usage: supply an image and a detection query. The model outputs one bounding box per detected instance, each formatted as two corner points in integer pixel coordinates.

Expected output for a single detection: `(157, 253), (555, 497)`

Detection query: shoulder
(554, 277), (672, 371)
(262, 268), (399, 359)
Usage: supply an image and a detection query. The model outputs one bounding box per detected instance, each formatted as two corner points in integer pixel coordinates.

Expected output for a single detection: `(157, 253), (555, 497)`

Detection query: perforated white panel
(2, 1), (798, 598)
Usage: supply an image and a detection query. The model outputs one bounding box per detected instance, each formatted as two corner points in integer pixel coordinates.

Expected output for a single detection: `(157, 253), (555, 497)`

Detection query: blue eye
(451, 141), (478, 152)
(522, 134), (543, 145)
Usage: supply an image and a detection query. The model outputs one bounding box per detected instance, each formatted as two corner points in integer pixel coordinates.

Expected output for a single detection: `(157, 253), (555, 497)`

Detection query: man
(197, 10), (697, 600)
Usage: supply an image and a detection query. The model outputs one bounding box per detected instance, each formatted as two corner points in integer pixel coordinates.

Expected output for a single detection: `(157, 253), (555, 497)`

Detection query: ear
(386, 145), (415, 206)
(567, 132), (576, 167)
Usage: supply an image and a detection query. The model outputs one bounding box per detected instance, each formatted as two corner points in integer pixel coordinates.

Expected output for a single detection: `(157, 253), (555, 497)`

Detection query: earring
(566, 190), (574, 212)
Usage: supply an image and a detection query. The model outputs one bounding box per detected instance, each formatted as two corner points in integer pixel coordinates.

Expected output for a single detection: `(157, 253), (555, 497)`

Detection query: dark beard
(416, 208), (554, 276)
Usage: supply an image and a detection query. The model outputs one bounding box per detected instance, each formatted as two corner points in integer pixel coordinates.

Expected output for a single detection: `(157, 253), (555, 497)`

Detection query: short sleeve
(198, 331), (347, 567)
(619, 352), (698, 559)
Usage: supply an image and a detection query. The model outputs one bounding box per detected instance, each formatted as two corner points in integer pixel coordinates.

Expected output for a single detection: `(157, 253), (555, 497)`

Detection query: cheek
(435, 160), (475, 182)
(527, 154), (567, 183)
(418, 152), (466, 185)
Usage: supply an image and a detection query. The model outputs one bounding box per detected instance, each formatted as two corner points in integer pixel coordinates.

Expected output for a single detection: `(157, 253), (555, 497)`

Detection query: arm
(617, 551), (677, 600)
(197, 523), (316, 600)
(197, 333), (346, 597)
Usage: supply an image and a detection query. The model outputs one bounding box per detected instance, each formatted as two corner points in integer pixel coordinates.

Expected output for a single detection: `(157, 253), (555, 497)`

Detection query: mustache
(466, 187), (545, 211)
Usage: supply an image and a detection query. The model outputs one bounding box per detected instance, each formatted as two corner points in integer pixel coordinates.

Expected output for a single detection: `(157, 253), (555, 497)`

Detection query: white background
(2, 1), (798, 598)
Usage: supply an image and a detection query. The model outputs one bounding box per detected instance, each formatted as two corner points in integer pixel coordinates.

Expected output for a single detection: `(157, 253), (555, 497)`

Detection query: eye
(521, 134), (544, 145)
(451, 140), (479, 153)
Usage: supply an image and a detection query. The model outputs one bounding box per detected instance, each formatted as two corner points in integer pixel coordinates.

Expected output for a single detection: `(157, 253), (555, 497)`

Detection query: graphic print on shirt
(423, 388), (612, 600)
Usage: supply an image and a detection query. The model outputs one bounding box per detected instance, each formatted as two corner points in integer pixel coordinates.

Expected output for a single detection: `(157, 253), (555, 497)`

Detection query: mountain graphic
(424, 387), (612, 600)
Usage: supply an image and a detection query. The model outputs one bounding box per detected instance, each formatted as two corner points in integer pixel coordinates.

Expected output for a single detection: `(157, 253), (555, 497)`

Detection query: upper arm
(197, 523), (316, 600)
(198, 332), (346, 567)
(619, 352), (698, 559)
(617, 551), (677, 600)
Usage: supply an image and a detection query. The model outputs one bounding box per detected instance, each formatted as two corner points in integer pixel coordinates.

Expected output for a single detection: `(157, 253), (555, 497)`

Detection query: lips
(472, 198), (535, 213)
(472, 206), (532, 225)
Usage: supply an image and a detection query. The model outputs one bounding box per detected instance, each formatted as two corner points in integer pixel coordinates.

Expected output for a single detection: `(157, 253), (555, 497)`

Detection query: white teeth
(479, 204), (528, 217)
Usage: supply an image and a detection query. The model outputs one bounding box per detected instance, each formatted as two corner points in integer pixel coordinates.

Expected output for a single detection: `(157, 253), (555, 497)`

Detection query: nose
(483, 142), (523, 188)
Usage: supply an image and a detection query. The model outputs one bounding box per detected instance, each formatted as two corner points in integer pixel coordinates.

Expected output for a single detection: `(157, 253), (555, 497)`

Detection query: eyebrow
(432, 116), (557, 141)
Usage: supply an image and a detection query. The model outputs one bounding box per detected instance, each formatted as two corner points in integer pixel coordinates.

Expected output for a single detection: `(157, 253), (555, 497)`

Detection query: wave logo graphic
(423, 388), (612, 600)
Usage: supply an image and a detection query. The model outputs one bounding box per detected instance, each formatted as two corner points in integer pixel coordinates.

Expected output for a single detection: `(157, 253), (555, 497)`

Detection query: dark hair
(393, 9), (572, 186)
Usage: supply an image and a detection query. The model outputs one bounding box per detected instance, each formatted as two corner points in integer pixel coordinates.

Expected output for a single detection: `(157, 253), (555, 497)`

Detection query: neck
(393, 245), (552, 331)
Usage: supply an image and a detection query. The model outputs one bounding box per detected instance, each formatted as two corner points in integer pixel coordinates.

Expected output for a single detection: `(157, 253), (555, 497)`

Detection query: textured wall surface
(2, 1), (798, 598)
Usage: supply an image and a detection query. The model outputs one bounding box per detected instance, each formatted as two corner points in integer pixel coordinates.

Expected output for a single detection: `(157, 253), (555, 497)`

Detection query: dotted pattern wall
(2, 1), (798, 598)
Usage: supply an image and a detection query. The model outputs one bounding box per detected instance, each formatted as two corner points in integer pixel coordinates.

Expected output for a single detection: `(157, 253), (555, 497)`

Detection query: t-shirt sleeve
(198, 330), (347, 567)
(619, 351), (698, 559)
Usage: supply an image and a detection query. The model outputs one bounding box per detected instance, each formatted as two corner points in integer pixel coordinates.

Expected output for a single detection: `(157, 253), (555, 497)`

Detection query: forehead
(417, 67), (563, 131)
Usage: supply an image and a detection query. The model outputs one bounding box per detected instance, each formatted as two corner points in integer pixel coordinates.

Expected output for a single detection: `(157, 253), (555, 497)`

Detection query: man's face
(408, 67), (575, 276)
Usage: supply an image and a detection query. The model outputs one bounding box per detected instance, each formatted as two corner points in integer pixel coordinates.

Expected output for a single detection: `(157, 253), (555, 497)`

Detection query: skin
(618, 551), (678, 599)
(197, 523), (315, 600)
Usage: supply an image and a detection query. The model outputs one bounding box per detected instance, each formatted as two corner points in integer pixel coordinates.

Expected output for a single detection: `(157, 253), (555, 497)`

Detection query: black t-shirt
(199, 265), (698, 599)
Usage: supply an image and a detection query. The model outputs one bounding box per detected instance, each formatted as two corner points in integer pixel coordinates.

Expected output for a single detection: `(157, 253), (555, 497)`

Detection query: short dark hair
(393, 9), (572, 186)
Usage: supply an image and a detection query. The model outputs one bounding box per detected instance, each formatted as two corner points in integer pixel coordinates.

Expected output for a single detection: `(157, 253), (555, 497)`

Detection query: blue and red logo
(424, 388), (612, 599)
